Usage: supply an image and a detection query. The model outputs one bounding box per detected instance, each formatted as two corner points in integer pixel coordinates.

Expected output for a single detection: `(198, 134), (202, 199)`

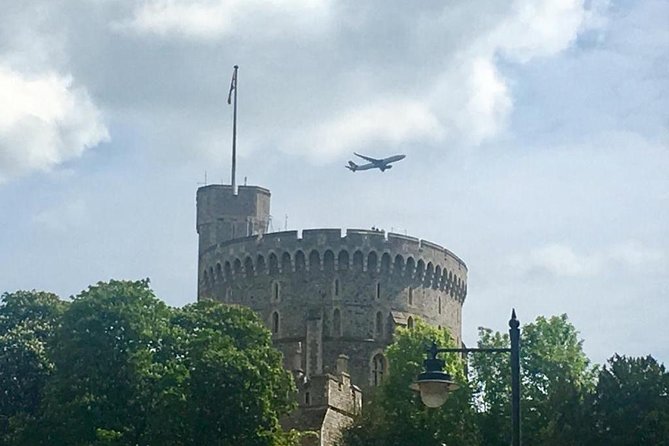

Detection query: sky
(0, 0), (667, 366)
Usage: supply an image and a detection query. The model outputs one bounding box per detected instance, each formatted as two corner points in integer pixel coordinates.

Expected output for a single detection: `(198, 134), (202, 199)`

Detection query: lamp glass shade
(418, 380), (457, 408)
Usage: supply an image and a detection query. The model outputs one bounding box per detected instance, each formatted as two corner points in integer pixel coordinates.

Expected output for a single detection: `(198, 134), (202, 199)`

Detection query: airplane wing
(354, 152), (382, 163)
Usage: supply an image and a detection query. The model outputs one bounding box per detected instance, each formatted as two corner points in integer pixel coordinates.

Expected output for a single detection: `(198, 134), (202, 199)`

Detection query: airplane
(345, 153), (406, 172)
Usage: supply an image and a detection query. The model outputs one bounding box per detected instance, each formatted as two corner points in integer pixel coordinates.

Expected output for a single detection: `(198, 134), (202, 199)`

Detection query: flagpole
(231, 65), (238, 195)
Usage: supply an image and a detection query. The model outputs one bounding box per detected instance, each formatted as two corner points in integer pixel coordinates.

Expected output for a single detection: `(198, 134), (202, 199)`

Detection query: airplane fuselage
(346, 153), (406, 172)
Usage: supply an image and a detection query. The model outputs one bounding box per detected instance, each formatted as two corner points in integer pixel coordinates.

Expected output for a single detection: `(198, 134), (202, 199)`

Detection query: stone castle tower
(196, 184), (468, 445)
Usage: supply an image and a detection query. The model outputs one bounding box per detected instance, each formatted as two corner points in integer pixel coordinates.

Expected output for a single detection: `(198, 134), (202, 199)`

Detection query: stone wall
(198, 227), (467, 391)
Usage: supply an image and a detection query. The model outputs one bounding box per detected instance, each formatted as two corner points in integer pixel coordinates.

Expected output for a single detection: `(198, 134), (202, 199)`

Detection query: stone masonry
(196, 184), (468, 445)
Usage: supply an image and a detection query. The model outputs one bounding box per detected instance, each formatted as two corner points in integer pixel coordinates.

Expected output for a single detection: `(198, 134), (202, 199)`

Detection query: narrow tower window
(334, 278), (340, 296)
(375, 311), (383, 337)
(272, 311), (279, 334)
(333, 308), (342, 337)
(408, 287), (413, 305)
(273, 282), (280, 301)
(376, 282), (381, 300)
(438, 296), (442, 314)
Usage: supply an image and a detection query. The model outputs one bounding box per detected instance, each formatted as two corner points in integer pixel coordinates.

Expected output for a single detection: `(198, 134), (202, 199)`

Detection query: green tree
(342, 319), (480, 446)
(0, 290), (66, 445)
(22, 280), (298, 446)
(472, 314), (596, 446)
(35, 279), (171, 446)
(146, 301), (297, 446)
(591, 354), (669, 445)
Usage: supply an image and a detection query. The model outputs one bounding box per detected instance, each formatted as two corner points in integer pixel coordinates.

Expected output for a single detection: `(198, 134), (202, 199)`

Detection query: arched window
(407, 316), (414, 329)
(256, 255), (266, 274)
(425, 262), (434, 287)
(415, 260), (425, 282)
(381, 253), (391, 274)
(281, 252), (292, 273)
(209, 267), (215, 283)
(295, 250), (306, 271)
(323, 250), (335, 271)
(393, 255), (404, 275)
(216, 263), (223, 280)
(268, 253), (279, 274)
(375, 311), (383, 337)
(309, 250), (320, 271)
(440, 269), (448, 290)
(367, 251), (378, 272)
(434, 266), (442, 289)
(353, 251), (364, 271)
(405, 257), (416, 280)
(375, 282), (381, 299)
(333, 278), (340, 297)
(338, 250), (349, 270)
(333, 308), (341, 337)
(233, 259), (242, 275)
(271, 311), (279, 334)
(244, 257), (254, 278)
(372, 354), (386, 386)
(223, 262), (231, 281)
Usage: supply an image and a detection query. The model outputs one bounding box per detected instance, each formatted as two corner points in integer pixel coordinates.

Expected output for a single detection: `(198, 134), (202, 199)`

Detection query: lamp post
(413, 310), (521, 446)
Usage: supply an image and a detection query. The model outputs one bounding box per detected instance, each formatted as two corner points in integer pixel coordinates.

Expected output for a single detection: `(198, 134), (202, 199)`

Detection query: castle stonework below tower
(196, 184), (468, 446)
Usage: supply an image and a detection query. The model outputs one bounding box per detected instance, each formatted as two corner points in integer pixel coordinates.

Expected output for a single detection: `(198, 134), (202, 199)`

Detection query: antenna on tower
(197, 170), (208, 187)
(227, 65), (239, 194)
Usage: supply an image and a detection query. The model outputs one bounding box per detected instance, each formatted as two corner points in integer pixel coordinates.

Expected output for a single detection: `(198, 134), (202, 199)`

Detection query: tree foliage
(0, 290), (66, 445)
(341, 319), (480, 446)
(472, 314), (597, 446)
(3, 283), (669, 446)
(590, 354), (669, 445)
(341, 313), (669, 446)
(0, 281), (298, 446)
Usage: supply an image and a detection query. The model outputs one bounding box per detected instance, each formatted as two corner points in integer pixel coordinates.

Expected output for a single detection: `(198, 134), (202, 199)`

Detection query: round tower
(197, 222), (468, 391)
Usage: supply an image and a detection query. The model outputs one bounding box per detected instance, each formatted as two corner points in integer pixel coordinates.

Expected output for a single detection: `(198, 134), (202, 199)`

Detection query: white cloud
(511, 241), (666, 278)
(493, 0), (590, 61)
(450, 57), (512, 144)
(33, 198), (89, 232)
(607, 241), (665, 271)
(117, 0), (332, 39)
(287, 99), (442, 160)
(0, 66), (109, 183)
(111, 0), (599, 157)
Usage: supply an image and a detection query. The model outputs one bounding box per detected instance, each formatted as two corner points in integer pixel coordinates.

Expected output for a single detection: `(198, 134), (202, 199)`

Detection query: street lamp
(413, 309), (522, 446)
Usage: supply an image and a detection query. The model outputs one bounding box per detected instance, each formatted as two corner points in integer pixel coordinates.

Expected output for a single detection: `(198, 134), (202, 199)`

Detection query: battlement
(204, 228), (466, 268)
(199, 227), (468, 301)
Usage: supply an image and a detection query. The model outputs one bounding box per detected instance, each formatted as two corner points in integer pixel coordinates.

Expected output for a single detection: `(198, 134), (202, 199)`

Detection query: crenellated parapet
(199, 228), (468, 302)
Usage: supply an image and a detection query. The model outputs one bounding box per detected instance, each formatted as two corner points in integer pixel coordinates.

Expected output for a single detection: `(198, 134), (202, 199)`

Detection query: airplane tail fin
(346, 161), (358, 171)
